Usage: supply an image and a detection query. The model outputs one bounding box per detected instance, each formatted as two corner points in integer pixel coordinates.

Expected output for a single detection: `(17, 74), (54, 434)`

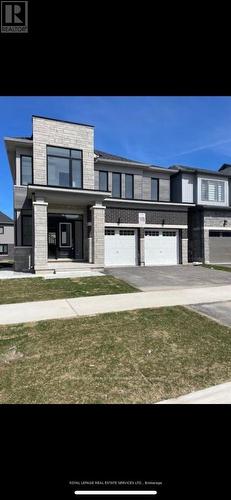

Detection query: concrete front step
(35, 262), (104, 276)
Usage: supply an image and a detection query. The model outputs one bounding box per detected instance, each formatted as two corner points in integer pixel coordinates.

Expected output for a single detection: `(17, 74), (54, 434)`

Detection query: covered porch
(27, 185), (108, 273)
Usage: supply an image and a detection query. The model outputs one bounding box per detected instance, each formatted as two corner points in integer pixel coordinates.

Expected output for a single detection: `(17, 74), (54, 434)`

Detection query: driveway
(190, 301), (231, 328)
(105, 265), (231, 291)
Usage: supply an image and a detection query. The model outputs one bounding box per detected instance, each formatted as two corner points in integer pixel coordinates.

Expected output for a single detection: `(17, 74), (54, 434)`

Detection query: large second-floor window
(201, 179), (225, 203)
(99, 171), (108, 191)
(47, 146), (82, 188)
(125, 174), (134, 199)
(21, 156), (32, 185)
(151, 178), (159, 201)
(112, 173), (121, 197)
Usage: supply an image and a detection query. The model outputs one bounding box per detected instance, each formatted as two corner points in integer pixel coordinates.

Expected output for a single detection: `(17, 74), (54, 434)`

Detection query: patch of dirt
(0, 346), (24, 365)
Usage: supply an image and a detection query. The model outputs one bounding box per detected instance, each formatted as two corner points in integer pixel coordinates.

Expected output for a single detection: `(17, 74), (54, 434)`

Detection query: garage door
(209, 231), (231, 263)
(105, 228), (137, 266)
(144, 230), (179, 266)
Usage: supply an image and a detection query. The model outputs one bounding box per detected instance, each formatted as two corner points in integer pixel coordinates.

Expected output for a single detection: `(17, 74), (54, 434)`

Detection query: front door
(59, 222), (74, 258)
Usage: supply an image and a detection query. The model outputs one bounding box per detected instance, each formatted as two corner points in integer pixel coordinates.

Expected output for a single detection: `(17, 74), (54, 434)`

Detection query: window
(125, 174), (134, 199)
(105, 229), (115, 235)
(163, 231), (176, 236)
(151, 178), (159, 201)
(119, 230), (135, 235)
(201, 179), (225, 203)
(59, 223), (72, 247)
(112, 173), (121, 197)
(222, 232), (231, 237)
(209, 231), (221, 237)
(0, 226), (4, 234)
(21, 156), (32, 185)
(145, 231), (159, 236)
(22, 214), (32, 246)
(99, 171), (108, 191)
(47, 146), (82, 188)
(0, 244), (8, 255)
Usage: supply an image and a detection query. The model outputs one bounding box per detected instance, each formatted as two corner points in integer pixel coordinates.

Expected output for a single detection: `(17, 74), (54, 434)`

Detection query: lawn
(0, 276), (137, 304)
(1, 306), (231, 403)
(203, 264), (231, 272)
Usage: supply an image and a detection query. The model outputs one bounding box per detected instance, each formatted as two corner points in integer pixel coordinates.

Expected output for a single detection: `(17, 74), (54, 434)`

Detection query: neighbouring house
(4, 115), (231, 273)
(0, 211), (14, 263)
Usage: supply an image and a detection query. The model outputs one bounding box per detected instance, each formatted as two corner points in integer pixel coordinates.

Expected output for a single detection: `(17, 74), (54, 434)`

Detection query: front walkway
(157, 381), (231, 404)
(2, 284), (231, 325)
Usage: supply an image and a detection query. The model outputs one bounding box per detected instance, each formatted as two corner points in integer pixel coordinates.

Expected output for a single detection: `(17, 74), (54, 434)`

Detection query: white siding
(182, 174), (194, 203)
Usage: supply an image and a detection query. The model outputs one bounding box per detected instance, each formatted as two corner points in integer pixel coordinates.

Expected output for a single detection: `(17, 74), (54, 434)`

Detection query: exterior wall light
(162, 219), (165, 226)
(223, 220), (228, 226)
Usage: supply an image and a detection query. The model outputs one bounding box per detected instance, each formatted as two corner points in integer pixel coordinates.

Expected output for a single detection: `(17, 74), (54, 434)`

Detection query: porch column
(33, 200), (48, 270)
(181, 229), (188, 265)
(90, 203), (106, 266)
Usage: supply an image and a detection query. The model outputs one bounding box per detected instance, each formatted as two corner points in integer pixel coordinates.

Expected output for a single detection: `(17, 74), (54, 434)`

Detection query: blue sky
(1, 96), (231, 217)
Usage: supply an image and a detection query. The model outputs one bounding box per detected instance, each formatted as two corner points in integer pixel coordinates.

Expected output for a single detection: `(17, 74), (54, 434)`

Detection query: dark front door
(58, 222), (74, 258)
(48, 214), (83, 260)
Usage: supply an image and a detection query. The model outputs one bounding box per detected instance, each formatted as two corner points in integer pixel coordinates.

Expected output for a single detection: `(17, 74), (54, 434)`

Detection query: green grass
(1, 306), (231, 403)
(203, 264), (231, 272)
(0, 276), (137, 305)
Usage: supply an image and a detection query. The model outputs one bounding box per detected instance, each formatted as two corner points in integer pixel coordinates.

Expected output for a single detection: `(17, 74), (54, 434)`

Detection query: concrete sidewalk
(157, 381), (231, 404)
(1, 284), (231, 325)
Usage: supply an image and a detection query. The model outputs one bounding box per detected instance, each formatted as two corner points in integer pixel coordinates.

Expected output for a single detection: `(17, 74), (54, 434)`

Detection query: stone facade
(90, 205), (105, 265)
(33, 200), (48, 270)
(33, 117), (94, 189)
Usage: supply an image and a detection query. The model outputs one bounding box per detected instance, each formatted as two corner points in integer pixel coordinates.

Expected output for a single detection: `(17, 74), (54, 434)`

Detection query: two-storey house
(4, 116), (193, 273)
(0, 211), (14, 263)
(170, 165), (231, 263)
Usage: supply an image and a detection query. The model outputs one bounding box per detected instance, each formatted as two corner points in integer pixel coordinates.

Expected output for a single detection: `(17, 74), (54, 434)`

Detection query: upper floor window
(125, 174), (134, 199)
(0, 226), (4, 234)
(0, 244), (8, 255)
(112, 172), (121, 197)
(201, 179), (225, 203)
(151, 178), (159, 201)
(99, 170), (108, 191)
(21, 156), (32, 185)
(47, 146), (82, 189)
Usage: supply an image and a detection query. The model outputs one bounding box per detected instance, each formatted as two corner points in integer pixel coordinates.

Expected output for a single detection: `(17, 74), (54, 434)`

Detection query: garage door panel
(145, 230), (178, 266)
(209, 231), (231, 263)
(105, 229), (137, 266)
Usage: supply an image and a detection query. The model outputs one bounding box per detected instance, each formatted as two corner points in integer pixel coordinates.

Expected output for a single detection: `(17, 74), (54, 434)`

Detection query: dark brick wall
(105, 207), (188, 225)
(188, 207), (204, 262)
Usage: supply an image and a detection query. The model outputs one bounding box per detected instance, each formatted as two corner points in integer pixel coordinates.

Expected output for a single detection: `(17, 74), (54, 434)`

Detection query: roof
(94, 149), (145, 164)
(169, 165), (231, 177)
(219, 163), (231, 171)
(0, 211), (14, 224)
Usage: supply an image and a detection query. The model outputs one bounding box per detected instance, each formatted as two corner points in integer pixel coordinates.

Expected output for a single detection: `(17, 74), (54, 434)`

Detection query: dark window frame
(0, 244), (8, 255)
(46, 145), (83, 189)
(112, 172), (122, 198)
(125, 174), (134, 199)
(21, 213), (33, 246)
(20, 155), (33, 186)
(151, 178), (159, 201)
(0, 225), (4, 234)
(99, 170), (108, 192)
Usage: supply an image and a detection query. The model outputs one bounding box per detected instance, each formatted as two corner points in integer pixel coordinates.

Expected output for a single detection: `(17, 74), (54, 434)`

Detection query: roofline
(32, 115), (94, 128)
(95, 157), (177, 173)
(4, 137), (33, 145)
(170, 165), (231, 177)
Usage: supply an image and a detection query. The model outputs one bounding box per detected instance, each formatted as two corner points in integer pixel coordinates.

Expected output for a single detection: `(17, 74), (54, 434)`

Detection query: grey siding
(159, 178), (170, 201)
(14, 186), (32, 210)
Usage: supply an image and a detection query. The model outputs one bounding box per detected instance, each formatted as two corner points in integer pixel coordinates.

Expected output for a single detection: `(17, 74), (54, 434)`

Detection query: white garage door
(145, 230), (179, 265)
(105, 228), (137, 266)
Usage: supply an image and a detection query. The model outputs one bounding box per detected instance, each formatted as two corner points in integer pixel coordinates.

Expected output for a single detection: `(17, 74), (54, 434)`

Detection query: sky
(1, 96), (231, 218)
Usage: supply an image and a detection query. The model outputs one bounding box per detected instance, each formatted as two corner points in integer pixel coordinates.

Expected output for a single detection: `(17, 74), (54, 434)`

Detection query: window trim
(198, 177), (228, 206)
(99, 170), (108, 192)
(112, 172), (122, 198)
(0, 244), (8, 255)
(20, 155), (33, 186)
(125, 173), (134, 199)
(46, 145), (83, 189)
(0, 225), (4, 235)
(151, 177), (159, 201)
(21, 213), (32, 247)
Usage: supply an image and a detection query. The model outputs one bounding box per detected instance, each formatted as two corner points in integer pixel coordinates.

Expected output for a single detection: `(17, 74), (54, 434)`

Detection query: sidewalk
(157, 381), (231, 404)
(1, 284), (231, 325)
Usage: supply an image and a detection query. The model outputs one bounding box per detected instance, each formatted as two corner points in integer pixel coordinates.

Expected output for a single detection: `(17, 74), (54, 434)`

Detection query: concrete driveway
(105, 265), (231, 291)
(190, 301), (231, 328)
